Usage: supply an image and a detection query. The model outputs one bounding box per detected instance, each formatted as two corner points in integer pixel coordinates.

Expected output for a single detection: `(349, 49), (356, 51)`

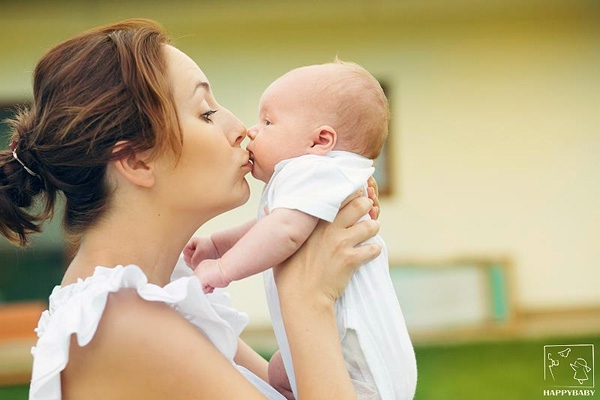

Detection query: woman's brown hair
(0, 19), (180, 246)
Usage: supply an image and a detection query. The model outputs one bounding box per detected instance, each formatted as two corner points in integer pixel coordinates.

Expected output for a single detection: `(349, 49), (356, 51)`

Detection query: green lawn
(0, 385), (27, 400)
(2, 335), (598, 400)
(413, 335), (599, 400)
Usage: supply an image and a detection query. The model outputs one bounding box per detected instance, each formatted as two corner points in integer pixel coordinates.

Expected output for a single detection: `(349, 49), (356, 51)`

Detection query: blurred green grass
(2, 335), (598, 400)
(0, 385), (27, 400)
(413, 335), (599, 400)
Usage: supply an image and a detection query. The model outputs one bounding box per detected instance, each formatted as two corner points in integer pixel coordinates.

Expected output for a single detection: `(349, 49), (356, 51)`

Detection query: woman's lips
(242, 152), (253, 172)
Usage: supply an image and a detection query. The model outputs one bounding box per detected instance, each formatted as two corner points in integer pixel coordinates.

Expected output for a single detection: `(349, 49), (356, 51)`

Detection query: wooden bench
(0, 302), (46, 386)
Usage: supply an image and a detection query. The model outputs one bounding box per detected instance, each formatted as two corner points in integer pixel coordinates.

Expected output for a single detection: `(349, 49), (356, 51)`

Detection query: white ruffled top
(29, 261), (284, 400)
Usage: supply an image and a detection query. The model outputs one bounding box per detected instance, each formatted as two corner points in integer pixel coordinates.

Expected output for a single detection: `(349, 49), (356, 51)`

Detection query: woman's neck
(62, 209), (200, 287)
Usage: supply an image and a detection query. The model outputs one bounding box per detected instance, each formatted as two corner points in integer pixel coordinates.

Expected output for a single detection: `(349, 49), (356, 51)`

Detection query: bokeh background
(1, 0), (599, 399)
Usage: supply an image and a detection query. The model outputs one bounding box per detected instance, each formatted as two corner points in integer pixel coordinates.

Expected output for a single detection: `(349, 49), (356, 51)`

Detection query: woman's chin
(229, 179), (251, 208)
(207, 180), (251, 217)
(238, 180), (251, 205)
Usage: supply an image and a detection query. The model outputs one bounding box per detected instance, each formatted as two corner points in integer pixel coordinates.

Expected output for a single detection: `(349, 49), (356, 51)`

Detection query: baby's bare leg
(268, 350), (294, 399)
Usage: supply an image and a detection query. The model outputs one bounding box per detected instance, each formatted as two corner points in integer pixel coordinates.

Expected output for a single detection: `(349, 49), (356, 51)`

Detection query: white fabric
(29, 260), (285, 400)
(262, 151), (417, 400)
(261, 151), (375, 222)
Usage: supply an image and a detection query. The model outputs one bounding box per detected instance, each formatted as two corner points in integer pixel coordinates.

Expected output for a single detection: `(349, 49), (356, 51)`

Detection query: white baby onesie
(261, 151), (417, 400)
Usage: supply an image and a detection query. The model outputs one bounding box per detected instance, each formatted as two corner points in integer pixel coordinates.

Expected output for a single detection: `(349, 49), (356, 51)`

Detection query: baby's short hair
(318, 58), (390, 159)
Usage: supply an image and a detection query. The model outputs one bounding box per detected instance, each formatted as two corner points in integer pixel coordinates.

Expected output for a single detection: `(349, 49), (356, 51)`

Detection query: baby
(184, 60), (417, 399)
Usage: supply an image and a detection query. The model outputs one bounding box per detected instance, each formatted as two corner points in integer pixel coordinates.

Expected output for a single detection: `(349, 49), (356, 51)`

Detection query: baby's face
(247, 72), (321, 183)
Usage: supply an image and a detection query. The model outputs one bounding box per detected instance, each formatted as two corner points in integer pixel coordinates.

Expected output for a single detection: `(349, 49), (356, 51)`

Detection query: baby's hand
(183, 236), (219, 269)
(194, 259), (231, 294)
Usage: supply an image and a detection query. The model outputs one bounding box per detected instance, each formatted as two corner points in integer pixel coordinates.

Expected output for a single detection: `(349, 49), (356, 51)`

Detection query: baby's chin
(251, 168), (272, 184)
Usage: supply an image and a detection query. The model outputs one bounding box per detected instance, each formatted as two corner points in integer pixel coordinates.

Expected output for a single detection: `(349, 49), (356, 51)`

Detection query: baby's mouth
(248, 152), (255, 165)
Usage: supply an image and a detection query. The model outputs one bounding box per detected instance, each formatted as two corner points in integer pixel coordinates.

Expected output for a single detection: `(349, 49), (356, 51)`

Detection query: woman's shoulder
(93, 285), (199, 337)
(61, 287), (265, 400)
(29, 264), (248, 400)
(37, 263), (246, 355)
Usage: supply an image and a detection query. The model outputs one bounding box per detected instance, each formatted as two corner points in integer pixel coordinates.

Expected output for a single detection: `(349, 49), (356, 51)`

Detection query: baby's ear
(309, 125), (337, 155)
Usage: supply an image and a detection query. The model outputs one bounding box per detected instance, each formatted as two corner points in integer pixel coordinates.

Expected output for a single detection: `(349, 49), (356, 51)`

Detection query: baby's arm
(196, 209), (318, 292)
(184, 220), (256, 268)
(212, 220), (257, 256)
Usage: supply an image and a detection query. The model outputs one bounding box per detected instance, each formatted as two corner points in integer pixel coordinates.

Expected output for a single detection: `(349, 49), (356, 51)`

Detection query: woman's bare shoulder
(62, 289), (264, 400)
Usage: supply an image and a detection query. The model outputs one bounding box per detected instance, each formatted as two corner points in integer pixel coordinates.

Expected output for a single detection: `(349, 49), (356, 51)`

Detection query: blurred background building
(1, 0), (599, 398)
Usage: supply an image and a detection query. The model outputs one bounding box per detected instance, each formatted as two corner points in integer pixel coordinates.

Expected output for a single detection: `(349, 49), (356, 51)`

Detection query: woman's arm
(275, 195), (382, 399)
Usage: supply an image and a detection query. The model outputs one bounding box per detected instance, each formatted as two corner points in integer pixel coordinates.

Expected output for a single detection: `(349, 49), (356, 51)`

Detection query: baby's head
(247, 59), (389, 182)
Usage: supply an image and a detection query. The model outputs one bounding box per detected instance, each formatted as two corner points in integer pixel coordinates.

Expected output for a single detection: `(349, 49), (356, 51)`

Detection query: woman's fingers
(339, 188), (364, 210)
(333, 196), (373, 228)
(345, 219), (380, 248)
(367, 186), (380, 220)
(366, 177), (381, 220)
(334, 220), (382, 267)
(367, 176), (379, 198)
(275, 195), (382, 306)
(353, 242), (382, 266)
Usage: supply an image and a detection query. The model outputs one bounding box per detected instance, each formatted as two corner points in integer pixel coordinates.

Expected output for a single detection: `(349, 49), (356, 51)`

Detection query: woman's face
(156, 45), (252, 222)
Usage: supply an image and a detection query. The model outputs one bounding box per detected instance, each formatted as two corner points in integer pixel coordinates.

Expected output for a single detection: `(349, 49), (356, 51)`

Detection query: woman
(0, 19), (381, 399)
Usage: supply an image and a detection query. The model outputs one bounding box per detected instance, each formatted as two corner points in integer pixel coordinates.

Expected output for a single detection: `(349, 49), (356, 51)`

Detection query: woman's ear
(111, 141), (155, 188)
(309, 125), (337, 155)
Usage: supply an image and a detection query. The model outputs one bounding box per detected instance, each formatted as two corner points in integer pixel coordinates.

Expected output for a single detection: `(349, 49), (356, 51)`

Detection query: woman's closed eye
(200, 109), (218, 123)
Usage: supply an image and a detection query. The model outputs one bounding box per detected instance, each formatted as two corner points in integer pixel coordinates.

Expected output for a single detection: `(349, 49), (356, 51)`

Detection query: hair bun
(0, 106), (50, 246)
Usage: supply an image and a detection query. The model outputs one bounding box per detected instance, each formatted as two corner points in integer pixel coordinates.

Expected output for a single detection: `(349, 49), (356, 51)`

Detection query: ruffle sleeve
(29, 264), (249, 400)
(171, 256), (249, 336)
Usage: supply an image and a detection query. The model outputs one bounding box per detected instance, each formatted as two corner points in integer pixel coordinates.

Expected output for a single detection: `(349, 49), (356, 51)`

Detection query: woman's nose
(224, 109), (247, 146)
(233, 128), (246, 147)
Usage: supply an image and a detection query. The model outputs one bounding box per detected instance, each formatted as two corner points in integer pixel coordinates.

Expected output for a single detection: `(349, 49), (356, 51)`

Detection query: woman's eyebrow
(192, 81), (211, 98)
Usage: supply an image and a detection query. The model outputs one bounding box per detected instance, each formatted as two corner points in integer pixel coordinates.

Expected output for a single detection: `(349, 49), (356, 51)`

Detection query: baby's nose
(247, 125), (258, 140)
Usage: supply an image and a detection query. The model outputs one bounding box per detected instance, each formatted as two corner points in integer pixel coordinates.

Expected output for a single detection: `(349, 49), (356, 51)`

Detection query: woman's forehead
(164, 45), (209, 99)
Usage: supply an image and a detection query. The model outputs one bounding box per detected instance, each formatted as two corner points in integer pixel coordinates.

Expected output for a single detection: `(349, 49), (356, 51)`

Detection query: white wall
(1, 0), (598, 327)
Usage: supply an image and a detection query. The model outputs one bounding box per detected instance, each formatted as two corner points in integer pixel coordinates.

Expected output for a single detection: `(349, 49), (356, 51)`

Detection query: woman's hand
(275, 192), (381, 308)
